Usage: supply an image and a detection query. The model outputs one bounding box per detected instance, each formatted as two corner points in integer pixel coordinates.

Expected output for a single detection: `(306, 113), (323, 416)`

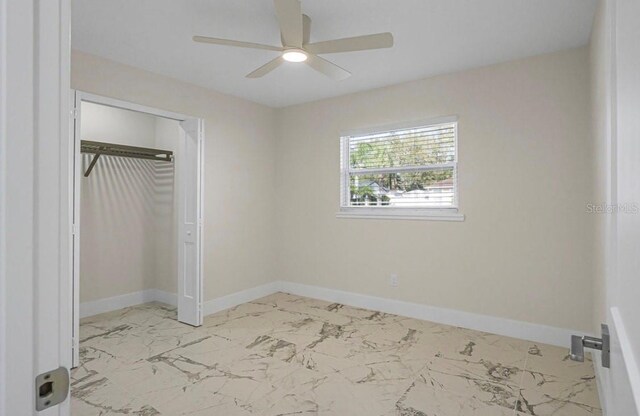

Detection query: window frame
(338, 116), (464, 221)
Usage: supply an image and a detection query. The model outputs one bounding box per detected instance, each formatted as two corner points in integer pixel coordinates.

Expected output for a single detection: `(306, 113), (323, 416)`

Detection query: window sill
(336, 208), (465, 222)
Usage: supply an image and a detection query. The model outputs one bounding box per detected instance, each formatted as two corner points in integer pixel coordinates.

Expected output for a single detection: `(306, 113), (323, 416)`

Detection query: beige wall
(276, 47), (595, 332)
(81, 102), (156, 147)
(74, 48), (596, 333)
(153, 117), (180, 295)
(73, 50), (278, 302)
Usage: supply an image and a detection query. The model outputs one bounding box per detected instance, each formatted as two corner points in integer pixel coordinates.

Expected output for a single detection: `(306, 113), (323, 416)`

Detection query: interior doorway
(70, 91), (204, 367)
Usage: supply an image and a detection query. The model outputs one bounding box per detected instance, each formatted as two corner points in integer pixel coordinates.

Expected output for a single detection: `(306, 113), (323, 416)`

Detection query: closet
(78, 102), (179, 315)
(70, 93), (204, 368)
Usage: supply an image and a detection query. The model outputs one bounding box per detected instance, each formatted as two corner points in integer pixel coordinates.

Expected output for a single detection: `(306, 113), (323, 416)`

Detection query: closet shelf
(80, 140), (173, 177)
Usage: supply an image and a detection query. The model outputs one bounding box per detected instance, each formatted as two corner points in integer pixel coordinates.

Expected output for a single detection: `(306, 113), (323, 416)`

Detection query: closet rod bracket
(84, 153), (101, 177)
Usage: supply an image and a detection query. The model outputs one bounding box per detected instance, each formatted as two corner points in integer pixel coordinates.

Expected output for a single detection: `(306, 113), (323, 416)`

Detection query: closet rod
(80, 140), (173, 177)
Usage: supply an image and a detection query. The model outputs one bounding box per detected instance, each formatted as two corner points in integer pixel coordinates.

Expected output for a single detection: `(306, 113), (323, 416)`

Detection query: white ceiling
(72, 0), (597, 108)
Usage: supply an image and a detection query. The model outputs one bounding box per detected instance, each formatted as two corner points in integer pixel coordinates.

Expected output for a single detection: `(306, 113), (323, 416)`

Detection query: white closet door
(71, 91), (82, 368)
(177, 118), (203, 326)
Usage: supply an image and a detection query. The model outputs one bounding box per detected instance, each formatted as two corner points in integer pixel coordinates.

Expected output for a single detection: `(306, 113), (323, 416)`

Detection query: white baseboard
(79, 289), (176, 318)
(80, 282), (279, 320)
(151, 289), (177, 307)
(80, 281), (582, 349)
(276, 281), (581, 347)
(203, 281), (280, 316)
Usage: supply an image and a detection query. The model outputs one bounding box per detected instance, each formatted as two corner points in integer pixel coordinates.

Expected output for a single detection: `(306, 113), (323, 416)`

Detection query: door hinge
(71, 109), (78, 119)
(35, 367), (70, 411)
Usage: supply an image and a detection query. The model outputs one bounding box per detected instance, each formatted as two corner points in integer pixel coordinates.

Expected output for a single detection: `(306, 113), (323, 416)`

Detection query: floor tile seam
(512, 349), (530, 415)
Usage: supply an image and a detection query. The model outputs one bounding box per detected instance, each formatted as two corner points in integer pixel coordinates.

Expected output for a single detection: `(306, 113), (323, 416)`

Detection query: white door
(177, 118), (204, 326)
(608, 0), (640, 412)
(597, 0), (640, 414)
(71, 91), (82, 368)
(1, 0), (72, 414)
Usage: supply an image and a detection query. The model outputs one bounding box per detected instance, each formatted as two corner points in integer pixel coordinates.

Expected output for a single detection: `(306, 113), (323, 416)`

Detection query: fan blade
(246, 56), (284, 78)
(303, 14), (311, 45)
(305, 32), (393, 54)
(274, 0), (303, 47)
(305, 54), (351, 81)
(193, 36), (283, 52)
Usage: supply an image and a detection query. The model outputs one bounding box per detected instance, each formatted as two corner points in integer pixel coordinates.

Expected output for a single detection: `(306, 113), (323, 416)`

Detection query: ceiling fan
(193, 0), (393, 80)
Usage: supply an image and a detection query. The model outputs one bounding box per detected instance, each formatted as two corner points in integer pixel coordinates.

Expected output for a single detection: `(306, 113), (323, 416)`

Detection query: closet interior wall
(79, 102), (179, 305)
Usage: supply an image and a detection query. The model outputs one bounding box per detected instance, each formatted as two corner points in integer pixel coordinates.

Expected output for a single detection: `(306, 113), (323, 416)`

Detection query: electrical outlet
(389, 274), (399, 288)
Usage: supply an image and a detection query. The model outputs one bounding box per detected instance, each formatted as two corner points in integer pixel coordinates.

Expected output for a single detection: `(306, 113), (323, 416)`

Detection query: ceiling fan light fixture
(282, 48), (307, 62)
(193, 0), (393, 79)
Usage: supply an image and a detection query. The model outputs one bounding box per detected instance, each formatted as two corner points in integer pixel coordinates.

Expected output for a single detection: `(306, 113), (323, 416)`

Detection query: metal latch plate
(35, 366), (69, 411)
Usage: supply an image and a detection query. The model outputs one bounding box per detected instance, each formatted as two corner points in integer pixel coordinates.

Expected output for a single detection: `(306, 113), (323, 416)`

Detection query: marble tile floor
(71, 292), (601, 416)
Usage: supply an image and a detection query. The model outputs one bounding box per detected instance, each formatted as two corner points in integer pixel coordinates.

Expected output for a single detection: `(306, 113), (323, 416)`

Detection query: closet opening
(69, 91), (204, 367)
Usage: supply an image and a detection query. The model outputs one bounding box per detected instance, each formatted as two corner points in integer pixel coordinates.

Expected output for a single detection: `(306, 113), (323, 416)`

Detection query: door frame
(1, 0), (71, 414)
(70, 91), (204, 366)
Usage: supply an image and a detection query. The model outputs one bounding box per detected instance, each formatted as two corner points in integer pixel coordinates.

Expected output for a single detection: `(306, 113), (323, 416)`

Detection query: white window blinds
(341, 121), (458, 209)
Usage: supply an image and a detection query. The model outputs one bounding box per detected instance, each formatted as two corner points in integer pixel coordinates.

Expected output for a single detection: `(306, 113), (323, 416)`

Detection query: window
(339, 117), (462, 221)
